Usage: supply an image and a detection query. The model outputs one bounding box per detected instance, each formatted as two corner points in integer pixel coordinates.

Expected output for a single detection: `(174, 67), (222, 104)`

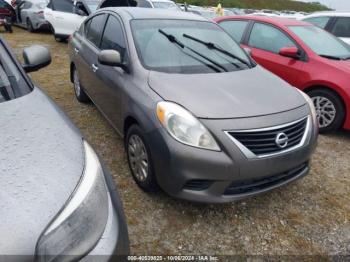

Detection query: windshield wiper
(319, 54), (342, 60)
(183, 33), (251, 68)
(158, 29), (227, 72)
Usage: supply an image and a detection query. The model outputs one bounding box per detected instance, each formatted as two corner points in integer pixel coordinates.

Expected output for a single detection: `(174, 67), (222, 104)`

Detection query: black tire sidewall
(126, 125), (159, 192)
(307, 89), (345, 133)
(27, 18), (33, 32)
(72, 67), (90, 103)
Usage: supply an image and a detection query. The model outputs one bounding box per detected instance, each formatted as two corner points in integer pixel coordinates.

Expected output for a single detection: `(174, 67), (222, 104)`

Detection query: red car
(215, 16), (350, 132)
(0, 0), (14, 32)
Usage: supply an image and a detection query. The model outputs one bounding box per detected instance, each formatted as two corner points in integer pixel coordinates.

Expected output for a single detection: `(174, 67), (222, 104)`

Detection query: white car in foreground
(44, 0), (99, 41)
(301, 12), (350, 45)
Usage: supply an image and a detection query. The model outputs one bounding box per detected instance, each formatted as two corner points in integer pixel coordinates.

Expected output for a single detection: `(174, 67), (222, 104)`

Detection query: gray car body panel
(69, 7), (318, 203)
(0, 87), (83, 255)
(1, 37), (129, 257)
(148, 67), (306, 119)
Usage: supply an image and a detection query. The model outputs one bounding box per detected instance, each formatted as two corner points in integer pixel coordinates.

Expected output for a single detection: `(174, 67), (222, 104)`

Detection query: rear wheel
(4, 23), (12, 33)
(26, 18), (34, 32)
(307, 88), (345, 133)
(126, 125), (159, 192)
(72, 67), (90, 103)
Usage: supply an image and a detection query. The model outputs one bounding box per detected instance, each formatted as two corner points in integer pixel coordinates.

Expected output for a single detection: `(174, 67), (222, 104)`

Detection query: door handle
(74, 48), (79, 54)
(92, 64), (98, 73)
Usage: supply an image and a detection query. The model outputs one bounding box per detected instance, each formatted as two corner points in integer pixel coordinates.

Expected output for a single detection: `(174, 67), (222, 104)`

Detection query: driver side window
(100, 15), (128, 62)
(248, 23), (296, 53)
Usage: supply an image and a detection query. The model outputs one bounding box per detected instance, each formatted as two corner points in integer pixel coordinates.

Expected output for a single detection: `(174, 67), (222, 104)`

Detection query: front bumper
(147, 105), (318, 203)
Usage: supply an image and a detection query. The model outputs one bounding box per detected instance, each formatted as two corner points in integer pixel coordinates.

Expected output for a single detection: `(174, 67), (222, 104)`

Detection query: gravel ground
(3, 28), (350, 258)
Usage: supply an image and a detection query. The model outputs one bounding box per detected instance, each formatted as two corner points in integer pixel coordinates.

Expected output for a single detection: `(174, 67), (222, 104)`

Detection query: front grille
(183, 180), (213, 191)
(224, 162), (308, 195)
(227, 117), (308, 157)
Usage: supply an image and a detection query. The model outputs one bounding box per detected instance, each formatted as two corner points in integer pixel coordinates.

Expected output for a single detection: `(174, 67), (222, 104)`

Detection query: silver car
(0, 38), (129, 259)
(13, 0), (49, 31)
(69, 8), (318, 203)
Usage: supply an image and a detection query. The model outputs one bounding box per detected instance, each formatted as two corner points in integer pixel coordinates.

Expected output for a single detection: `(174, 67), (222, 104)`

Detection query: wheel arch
(303, 85), (347, 111)
(123, 116), (139, 138)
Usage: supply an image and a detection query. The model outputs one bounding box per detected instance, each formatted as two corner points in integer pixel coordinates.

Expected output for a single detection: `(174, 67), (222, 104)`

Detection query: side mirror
(98, 50), (129, 72)
(243, 47), (252, 56)
(22, 45), (51, 73)
(279, 47), (300, 59)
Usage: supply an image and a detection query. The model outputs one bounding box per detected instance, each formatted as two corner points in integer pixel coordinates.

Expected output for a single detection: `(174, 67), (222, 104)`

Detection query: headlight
(156, 101), (220, 151)
(35, 141), (109, 261)
(298, 89), (318, 128)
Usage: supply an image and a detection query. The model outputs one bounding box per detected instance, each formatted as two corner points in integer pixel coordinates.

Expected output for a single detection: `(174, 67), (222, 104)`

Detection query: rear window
(0, 43), (31, 103)
(219, 20), (249, 42)
(303, 16), (330, 29)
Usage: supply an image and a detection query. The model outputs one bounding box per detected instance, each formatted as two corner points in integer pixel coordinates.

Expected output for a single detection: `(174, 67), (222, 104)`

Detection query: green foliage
(175, 0), (330, 12)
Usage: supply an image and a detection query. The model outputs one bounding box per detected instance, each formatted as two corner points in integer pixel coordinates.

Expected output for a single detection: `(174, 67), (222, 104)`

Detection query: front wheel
(307, 88), (345, 133)
(126, 125), (159, 192)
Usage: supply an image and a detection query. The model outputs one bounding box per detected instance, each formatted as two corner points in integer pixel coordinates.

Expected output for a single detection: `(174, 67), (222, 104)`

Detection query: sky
(300, 0), (350, 10)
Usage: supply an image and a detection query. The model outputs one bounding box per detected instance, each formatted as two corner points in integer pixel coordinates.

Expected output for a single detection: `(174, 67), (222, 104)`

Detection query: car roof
(103, 7), (207, 21)
(303, 11), (350, 18)
(216, 15), (312, 27)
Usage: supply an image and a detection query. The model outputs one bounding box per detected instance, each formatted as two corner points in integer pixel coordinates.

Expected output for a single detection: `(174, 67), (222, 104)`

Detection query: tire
(126, 124), (159, 192)
(72, 66), (90, 103)
(26, 18), (34, 32)
(4, 24), (12, 33)
(307, 88), (345, 133)
(54, 34), (65, 42)
(50, 25), (65, 42)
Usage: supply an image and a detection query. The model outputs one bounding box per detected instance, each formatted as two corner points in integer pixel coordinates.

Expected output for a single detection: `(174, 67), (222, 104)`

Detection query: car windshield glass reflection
(289, 25), (350, 59)
(131, 19), (251, 74)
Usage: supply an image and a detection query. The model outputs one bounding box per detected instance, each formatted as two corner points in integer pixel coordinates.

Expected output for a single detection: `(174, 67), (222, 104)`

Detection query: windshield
(289, 25), (350, 59)
(131, 19), (251, 74)
(152, 1), (179, 10)
(0, 43), (30, 103)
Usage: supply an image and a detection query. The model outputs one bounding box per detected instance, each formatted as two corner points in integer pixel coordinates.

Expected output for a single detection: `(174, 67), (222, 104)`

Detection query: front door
(245, 22), (307, 88)
(94, 14), (129, 131)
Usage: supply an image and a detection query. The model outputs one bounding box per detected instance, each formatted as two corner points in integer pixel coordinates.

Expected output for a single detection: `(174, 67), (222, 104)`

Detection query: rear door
(244, 22), (306, 88)
(77, 13), (107, 101)
(48, 0), (85, 36)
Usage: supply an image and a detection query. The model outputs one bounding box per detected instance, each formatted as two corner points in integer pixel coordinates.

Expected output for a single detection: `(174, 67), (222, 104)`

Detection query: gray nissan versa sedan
(0, 38), (129, 259)
(69, 8), (318, 203)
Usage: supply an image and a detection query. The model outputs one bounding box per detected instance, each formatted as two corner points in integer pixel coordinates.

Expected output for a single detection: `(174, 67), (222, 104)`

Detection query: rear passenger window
(52, 0), (74, 13)
(248, 23), (296, 53)
(331, 17), (350, 37)
(219, 20), (249, 42)
(100, 16), (127, 61)
(303, 16), (330, 29)
(137, 0), (152, 8)
(86, 15), (106, 47)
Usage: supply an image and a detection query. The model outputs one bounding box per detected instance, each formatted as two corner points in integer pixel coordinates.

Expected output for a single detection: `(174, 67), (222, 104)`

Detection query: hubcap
(73, 70), (81, 96)
(128, 135), (149, 182)
(312, 96), (336, 128)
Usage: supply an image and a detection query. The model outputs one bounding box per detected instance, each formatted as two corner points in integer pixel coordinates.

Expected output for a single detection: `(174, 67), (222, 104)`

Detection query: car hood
(327, 58), (350, 72)
(0, 87), (84, 258)
(148, 66), (306, 119)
